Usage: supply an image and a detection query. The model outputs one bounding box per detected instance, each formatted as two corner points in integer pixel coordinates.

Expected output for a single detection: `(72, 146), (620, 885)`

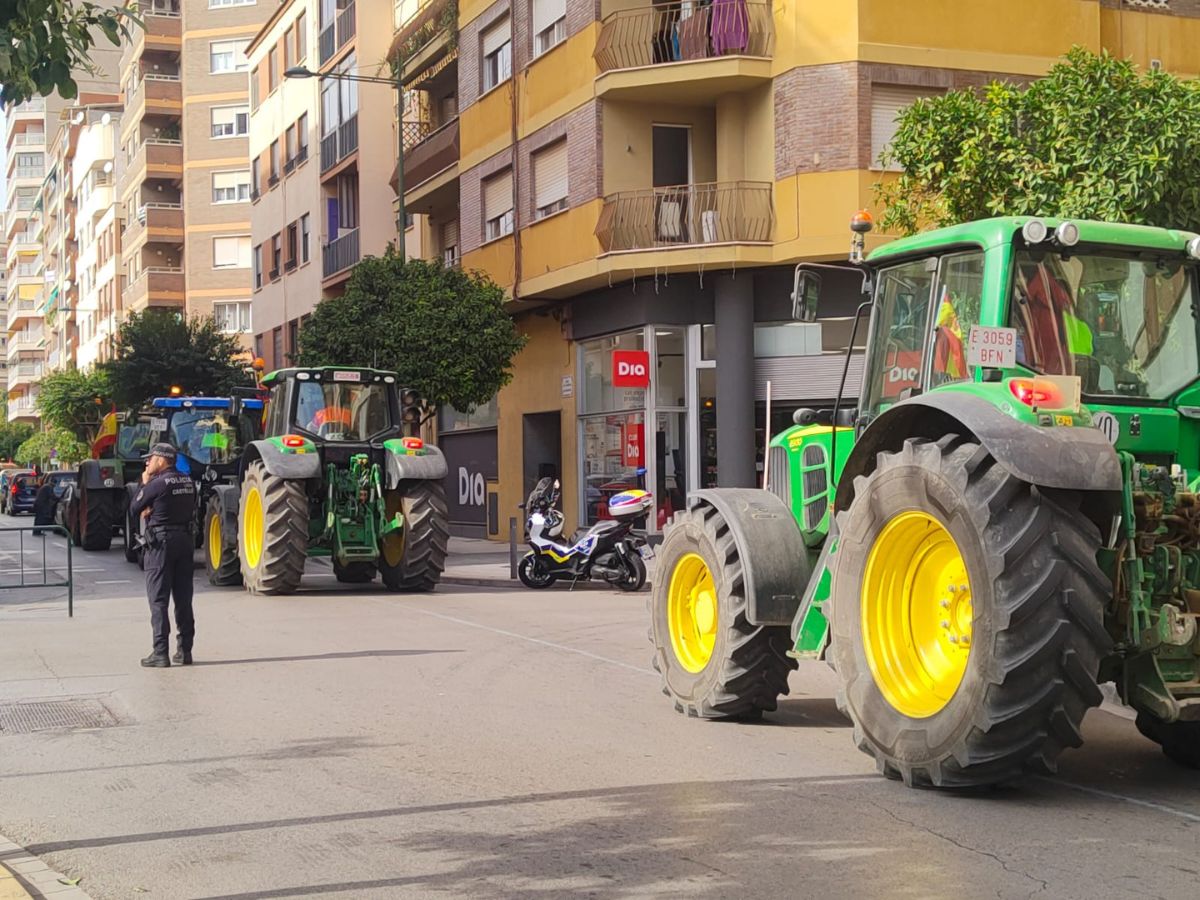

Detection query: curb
(440, 575), (653, 592)
(0, 835), (91, 900)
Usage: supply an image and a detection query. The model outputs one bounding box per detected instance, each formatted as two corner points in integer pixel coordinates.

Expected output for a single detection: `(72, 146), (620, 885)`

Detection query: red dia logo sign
(612, 350), (650, 388)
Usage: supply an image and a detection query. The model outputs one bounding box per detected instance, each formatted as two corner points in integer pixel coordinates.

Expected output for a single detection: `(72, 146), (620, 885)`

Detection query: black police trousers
(145, 529), (194, 656)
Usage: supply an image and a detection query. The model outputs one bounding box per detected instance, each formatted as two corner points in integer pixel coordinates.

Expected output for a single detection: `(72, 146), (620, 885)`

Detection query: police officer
(130, 443), (197, 668)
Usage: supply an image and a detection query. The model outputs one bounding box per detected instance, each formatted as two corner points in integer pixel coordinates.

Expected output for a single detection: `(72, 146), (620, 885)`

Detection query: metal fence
(594, 1), (774, 73)
(0, 525), (75, 616)
(595, 180), (774, 252)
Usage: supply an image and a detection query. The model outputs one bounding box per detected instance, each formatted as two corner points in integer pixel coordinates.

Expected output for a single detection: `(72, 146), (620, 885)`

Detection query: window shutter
(481, 17), (510, 57)
(532, 0), (565, 36)
(442, 220), (459, 249)
(214, 171), (238, 190)
(483, 170), (513, 221)
(213, 237), (239, 267)
(533, 140), (568, 211)
(871, 85), (939, 169)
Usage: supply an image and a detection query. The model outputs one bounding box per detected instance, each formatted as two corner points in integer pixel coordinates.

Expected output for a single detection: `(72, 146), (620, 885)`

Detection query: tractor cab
(144, 395), (264, 478)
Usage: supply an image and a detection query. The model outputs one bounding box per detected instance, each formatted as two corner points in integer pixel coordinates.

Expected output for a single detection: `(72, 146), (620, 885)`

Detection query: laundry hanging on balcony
(709, 0), (749, 55)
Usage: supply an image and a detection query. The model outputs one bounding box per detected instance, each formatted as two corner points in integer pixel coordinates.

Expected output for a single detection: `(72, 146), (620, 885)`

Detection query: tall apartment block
(117, 0), (269, 344)
(392, 0), (1200, 538)
(0, 241), (8, 395)
(247, 0), (414, 370)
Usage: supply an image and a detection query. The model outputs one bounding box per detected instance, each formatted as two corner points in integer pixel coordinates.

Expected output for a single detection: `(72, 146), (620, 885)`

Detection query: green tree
(876, 47), (1200, 235)
(296, 252), (528, 412)
(99, 309), (252, 410)
(35, 368), (112, 444)
(0, 2), (138, 106)
(0, 396), (35, 463)
(15, 428), (88, 467)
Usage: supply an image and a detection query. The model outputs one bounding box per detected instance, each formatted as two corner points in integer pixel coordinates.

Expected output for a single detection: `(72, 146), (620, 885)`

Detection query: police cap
(145, 442), (177, 462)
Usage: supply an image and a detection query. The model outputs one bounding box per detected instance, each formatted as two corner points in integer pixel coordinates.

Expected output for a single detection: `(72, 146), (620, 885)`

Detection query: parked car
(42, 470), (77, 501)
(54, 483), (74, 530)
(2, 471), (39, 515)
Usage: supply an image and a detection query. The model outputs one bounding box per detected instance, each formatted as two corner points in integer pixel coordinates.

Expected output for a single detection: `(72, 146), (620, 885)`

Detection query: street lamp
(284, 64), (408, 259)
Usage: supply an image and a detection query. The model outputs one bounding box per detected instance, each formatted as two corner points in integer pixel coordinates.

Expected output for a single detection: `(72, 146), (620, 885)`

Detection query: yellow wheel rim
(208, 513), (222, 570)
(381, 491), (405, 567)
(243, 487), (264, 570)
(667, 552), (719, 673)
(862, 510), (973, 718)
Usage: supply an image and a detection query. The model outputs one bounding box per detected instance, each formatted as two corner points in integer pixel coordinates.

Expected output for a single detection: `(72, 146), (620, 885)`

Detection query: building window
(250, 66), (260, 108)
(211, 105), (249, 138)
(253, 245), (263, 289)
(871, 84), (944, 170)
(251, 157), (261, 196)
(288, 318), (299, 358)
(482, 170), (514, 242)
(268, 45), (279, 93)
(532, 139), (568, 219)
(286, 222), (299, 269)
(271, 234), (282, 276)
(284, 27), (295, 70)
(285, 124), (298, 164)
(213, 300), (252, 334)
(532, 0), (566, 58)
(209, 0), (256, 7)
(296, 11), (307, 62)
(441, 220), (459, 266)
(481, 17), (512, 92)
(300, 213), (311, 263)
(210, 40), (250, 73)
(269, 140), (281, 183)
(297, 113), (309, 159)
(273, 327), (283, 368)
(212, 170), (251, 203)
(214, 235), (252, 269)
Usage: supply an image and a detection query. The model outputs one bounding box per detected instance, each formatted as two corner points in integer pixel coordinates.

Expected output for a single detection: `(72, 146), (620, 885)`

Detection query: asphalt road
(1, 511), (1199, 900)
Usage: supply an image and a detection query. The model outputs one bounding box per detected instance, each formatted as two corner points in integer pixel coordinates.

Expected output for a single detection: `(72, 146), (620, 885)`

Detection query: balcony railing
(319, 24), (336, 64)
(13, 165), (43, 180)
(595, 181), (774, 252)
(337, 1), (356, 48)
(320, 115), (359, 173)
(322, 227), (360, 278)
(594, 1), (774, 73)
(404, 117), (458, 190)
(140, 0), (181, 14)
(11, 133), (45, 146)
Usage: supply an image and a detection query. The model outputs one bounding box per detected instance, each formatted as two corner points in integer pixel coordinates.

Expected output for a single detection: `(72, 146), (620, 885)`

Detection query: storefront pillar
(714, 273), (756, 488)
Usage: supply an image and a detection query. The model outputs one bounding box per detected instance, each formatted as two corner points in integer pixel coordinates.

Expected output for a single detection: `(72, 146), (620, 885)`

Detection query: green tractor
(651, 214), (1200, 787)
(224, 366), (449, 594)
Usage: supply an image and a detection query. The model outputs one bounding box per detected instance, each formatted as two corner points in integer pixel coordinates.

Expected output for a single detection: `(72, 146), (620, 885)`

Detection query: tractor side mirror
(791, 269), (822, 323)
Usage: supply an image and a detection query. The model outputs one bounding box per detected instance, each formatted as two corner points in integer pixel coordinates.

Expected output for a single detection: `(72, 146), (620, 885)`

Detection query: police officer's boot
(141, 652), (170, 668)
(171, 646), (193, 665)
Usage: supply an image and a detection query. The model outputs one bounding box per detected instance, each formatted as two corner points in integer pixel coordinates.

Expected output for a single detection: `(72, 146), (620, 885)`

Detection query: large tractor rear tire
(649, 502), (797, 719)
(239, 460), (308, 595)
(829, 435), (1111, 788)
(79, 483), (115, 552)
(378, 481), (449, 592)
(1135, 713), (1200, 768)
(205, 494), (242, 586)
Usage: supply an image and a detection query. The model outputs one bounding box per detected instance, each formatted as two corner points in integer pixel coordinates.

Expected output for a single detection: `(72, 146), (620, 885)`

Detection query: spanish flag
(91, 408), (118, 459)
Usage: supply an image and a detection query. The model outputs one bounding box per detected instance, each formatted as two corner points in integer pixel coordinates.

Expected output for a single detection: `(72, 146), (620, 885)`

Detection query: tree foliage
(36, 368), (112, 444)
(15, 428), (88, 467)
(99, 310), (252, 410)
(297, 252), (528, 412)
(877, 48), (1200, 235)
(0, 2), (137, 106)
(0, 397), (34, 463)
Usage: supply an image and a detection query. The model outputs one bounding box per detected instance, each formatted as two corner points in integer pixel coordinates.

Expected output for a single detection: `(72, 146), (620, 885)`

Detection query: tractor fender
(244, 439), (322, 480)
(384, 445), (448, 487)
(834, 393), (1123, 512)
(688, 488), (812, 627)
(209, 483), (240, 529)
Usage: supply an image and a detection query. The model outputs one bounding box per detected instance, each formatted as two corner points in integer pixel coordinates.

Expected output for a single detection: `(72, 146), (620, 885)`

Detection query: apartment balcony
(7, 361), (43, 390)
(124, 74), (182, 130)
(132, 1), (183, 55)
(593, 1), (774, 100)
(319, 0), (356, 66)
(5, 295), (41, 330)
(126, 137), (183, 186)
(320, 115), (359, 174)
(123, 267), (185, 310)
(403, 118), (458, 194)
(7, 395), (38, 421)
(322, 228), (360, 279)
(122, 202), (184, 253)
(7, 131), (46, 151)
(7, 329), (45, 356)
(595, 181), (774, 253)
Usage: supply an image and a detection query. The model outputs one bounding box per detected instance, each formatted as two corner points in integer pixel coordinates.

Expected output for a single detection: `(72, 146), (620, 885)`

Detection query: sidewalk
(441, 536), (655, 590)
(0, 836), (91, 900)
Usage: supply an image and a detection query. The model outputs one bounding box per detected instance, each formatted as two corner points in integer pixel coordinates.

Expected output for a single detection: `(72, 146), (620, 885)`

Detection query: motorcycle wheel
(616, 552), (647, 592)
(518, 554), (557, 589)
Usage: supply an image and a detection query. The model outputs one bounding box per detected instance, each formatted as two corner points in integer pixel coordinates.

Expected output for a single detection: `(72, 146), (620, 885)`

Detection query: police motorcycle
(518, 477), (651, 591)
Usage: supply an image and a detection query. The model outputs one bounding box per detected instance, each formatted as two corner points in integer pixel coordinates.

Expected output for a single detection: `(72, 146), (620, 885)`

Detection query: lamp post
(284, 64), (408, 259)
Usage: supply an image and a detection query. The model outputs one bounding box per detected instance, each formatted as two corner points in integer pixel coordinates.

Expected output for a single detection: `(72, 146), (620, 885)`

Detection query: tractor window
(294, 380), (391, 441)
(116, 422), (151, 460)
(1011, 251), (1199, 399)
(168, 410), (255, 465)
(862, 257), (937, 420)
(930, 252), (984, 388)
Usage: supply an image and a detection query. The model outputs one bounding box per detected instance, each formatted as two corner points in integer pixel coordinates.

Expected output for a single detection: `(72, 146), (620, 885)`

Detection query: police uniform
(130, 444), (197, 667)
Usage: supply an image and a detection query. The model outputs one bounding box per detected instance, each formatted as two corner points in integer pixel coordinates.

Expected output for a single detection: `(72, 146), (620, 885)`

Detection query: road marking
(1042, 777), (1200, 824)
(96, 580), (131, 585)
(409, 606), (656, 677)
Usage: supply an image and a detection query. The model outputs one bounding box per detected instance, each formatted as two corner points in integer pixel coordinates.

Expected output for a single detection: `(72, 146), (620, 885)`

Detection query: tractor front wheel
(239, 460), (308, 595)
(79, 484), (115, 552)
(205, 495), (242, 586)
(829, 435), (1111, 788)
(649, 502), (797, 719)
(378, 481), (449, 592)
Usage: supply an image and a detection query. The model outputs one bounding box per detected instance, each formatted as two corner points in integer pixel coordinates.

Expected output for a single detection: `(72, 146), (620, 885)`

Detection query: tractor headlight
(1021, 219), (1048, 244)
(1187, 237), (1200, 260)
(1053, 221), (1079, 247)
